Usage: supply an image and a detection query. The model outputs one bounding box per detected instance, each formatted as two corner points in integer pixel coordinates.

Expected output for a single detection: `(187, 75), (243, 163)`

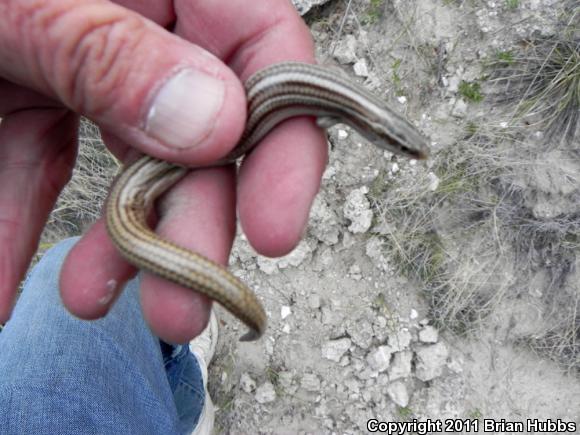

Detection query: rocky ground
(207, 1), (580, 433)
(38, 0), (580, 433)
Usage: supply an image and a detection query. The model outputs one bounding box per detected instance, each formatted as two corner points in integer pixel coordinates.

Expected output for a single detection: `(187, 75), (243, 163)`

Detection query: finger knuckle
(35, 5), (146, 116)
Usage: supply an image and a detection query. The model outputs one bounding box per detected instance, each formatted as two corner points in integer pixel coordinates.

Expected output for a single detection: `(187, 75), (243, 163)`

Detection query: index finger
(175, 0), (328, 257)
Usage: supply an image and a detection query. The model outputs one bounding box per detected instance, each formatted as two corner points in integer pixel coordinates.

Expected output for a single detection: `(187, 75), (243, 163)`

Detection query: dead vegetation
(39, 120), (118, 253)
(372, 5), (580, 371)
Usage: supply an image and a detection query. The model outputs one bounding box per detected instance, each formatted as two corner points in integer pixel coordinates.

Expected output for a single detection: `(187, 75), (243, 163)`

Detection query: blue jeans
(0, 237), (205, 434)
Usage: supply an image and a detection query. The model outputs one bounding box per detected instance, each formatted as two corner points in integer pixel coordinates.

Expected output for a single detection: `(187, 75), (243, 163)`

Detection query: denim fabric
(0, 237), (204, 434)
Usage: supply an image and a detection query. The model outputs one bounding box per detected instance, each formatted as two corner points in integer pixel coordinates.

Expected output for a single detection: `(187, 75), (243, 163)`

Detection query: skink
(106, 62), (430, 341)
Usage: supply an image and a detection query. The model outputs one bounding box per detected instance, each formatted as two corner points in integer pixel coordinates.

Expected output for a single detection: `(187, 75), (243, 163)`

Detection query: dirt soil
(207, 1), (580, 434)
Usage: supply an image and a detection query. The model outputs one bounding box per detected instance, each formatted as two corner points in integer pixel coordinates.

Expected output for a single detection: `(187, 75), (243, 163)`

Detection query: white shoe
(189, 311), (219, 435)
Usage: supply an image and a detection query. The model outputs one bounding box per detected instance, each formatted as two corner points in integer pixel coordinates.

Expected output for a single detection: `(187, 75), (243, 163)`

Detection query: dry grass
(39, 118), (117, 254)
(488, 12), (579, 145)
(369, 7), (580, 370)
(372, 131), (516, 333)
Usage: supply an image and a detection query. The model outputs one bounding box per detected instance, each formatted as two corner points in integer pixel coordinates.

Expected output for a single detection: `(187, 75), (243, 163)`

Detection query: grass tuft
(489, 34), (580, 145)
(496, 50), (514, 64)
(363, 0), (385, 24)
(518, 316), (579, 375)
(505, 0), (519, 10)
(458, 80), (484, 102)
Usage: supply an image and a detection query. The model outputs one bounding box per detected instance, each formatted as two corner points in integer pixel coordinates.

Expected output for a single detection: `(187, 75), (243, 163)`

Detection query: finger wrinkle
(57, 14), (144, 116)
(20, 1), (142, 114)
(5, 0), (78, 90)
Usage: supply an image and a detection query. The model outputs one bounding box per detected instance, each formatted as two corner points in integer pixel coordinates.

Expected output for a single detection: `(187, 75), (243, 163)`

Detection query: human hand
(0, 0), (327, 343)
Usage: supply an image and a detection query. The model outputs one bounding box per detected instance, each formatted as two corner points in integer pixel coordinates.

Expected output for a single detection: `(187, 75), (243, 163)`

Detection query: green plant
(372, 292), (394, 317)
(266, 366), (280, 387)
(506, 0), (519, 9)
(398, 406), (414, 419)
(465, 121), (479, 138)
(458, 80), (484, 102)
(392, 59), (402, 87)
(389, 58), (408, 96)
(364, 0), (385, 24)
(368, 169), (389, 199)
(496, 50), (514, 64)
(469, 408), (483, 419)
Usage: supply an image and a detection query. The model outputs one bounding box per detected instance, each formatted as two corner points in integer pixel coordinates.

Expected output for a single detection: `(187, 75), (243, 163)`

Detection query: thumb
(0, 0), (246, 164)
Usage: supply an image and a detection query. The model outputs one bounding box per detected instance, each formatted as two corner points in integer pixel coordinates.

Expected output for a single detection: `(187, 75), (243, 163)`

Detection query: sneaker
(189, 310), (219, 435)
